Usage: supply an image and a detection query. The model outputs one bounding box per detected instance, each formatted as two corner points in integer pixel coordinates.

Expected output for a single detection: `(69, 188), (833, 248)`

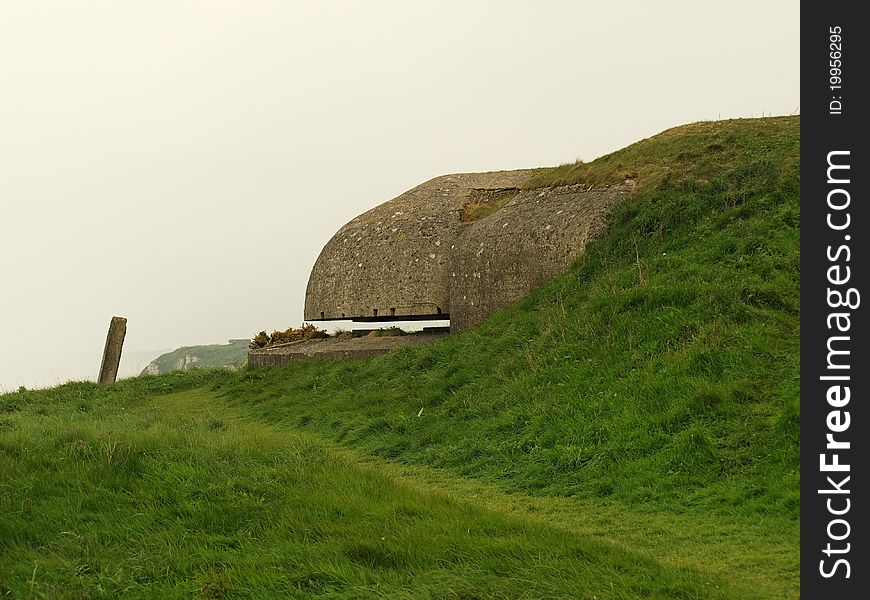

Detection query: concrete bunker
(304, 169), (631, 333)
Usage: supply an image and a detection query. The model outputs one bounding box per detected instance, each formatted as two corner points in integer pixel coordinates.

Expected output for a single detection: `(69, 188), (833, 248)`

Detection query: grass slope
(1, 116), (799, 597)
(219, 116), (800, 514)
(2, 377), (738, 598)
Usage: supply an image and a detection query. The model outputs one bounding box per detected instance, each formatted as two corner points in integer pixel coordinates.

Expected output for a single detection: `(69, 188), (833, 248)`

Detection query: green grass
(1, 116), (799, 597)
(2, 380), (741, 598)
(523, 115), (799, 197)
(460, 188), (522, 223)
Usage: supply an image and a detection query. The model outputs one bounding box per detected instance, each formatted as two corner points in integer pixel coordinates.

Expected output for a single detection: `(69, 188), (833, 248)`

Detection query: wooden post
(98, 316), (127, 384)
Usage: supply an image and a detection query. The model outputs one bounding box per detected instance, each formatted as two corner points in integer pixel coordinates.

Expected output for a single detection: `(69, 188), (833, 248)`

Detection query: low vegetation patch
(250, 326), (418, 349)
(460, 187), (521, 222)
(362, 326), (409, 338)
(249, 324), (328, 349)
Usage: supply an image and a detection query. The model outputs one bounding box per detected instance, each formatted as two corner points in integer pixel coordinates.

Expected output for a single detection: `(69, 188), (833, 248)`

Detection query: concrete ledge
(247, 333), (448, 368)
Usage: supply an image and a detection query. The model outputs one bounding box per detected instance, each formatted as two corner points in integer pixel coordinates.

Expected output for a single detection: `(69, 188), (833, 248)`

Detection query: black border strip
(801, 2), (868, 596)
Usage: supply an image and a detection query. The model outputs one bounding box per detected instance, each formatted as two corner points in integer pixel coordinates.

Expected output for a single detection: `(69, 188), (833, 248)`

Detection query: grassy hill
(0, 116), (799, 598)
(140, 340), (249, 376)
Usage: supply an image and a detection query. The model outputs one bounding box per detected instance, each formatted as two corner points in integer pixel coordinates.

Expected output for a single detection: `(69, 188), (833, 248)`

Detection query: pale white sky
(0, 1), (799, 390)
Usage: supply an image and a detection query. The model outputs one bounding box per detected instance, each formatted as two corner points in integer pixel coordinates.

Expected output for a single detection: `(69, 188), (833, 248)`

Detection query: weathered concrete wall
(304, 169), (633, 333)
(448, 184), (630, 332)
(304, 170), (540, 321)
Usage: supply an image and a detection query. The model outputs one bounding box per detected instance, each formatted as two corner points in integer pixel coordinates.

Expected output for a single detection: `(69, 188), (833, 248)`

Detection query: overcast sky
(0, 1), (799, 391)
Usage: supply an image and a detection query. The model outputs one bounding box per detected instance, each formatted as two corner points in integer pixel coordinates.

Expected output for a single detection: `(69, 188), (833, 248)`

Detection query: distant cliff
(140, 339), (249, 376)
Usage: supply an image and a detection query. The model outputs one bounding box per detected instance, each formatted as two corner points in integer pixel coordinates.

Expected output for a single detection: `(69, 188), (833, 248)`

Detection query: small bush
(250, 324), (328, 349)
(250, 331), (270, 349)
